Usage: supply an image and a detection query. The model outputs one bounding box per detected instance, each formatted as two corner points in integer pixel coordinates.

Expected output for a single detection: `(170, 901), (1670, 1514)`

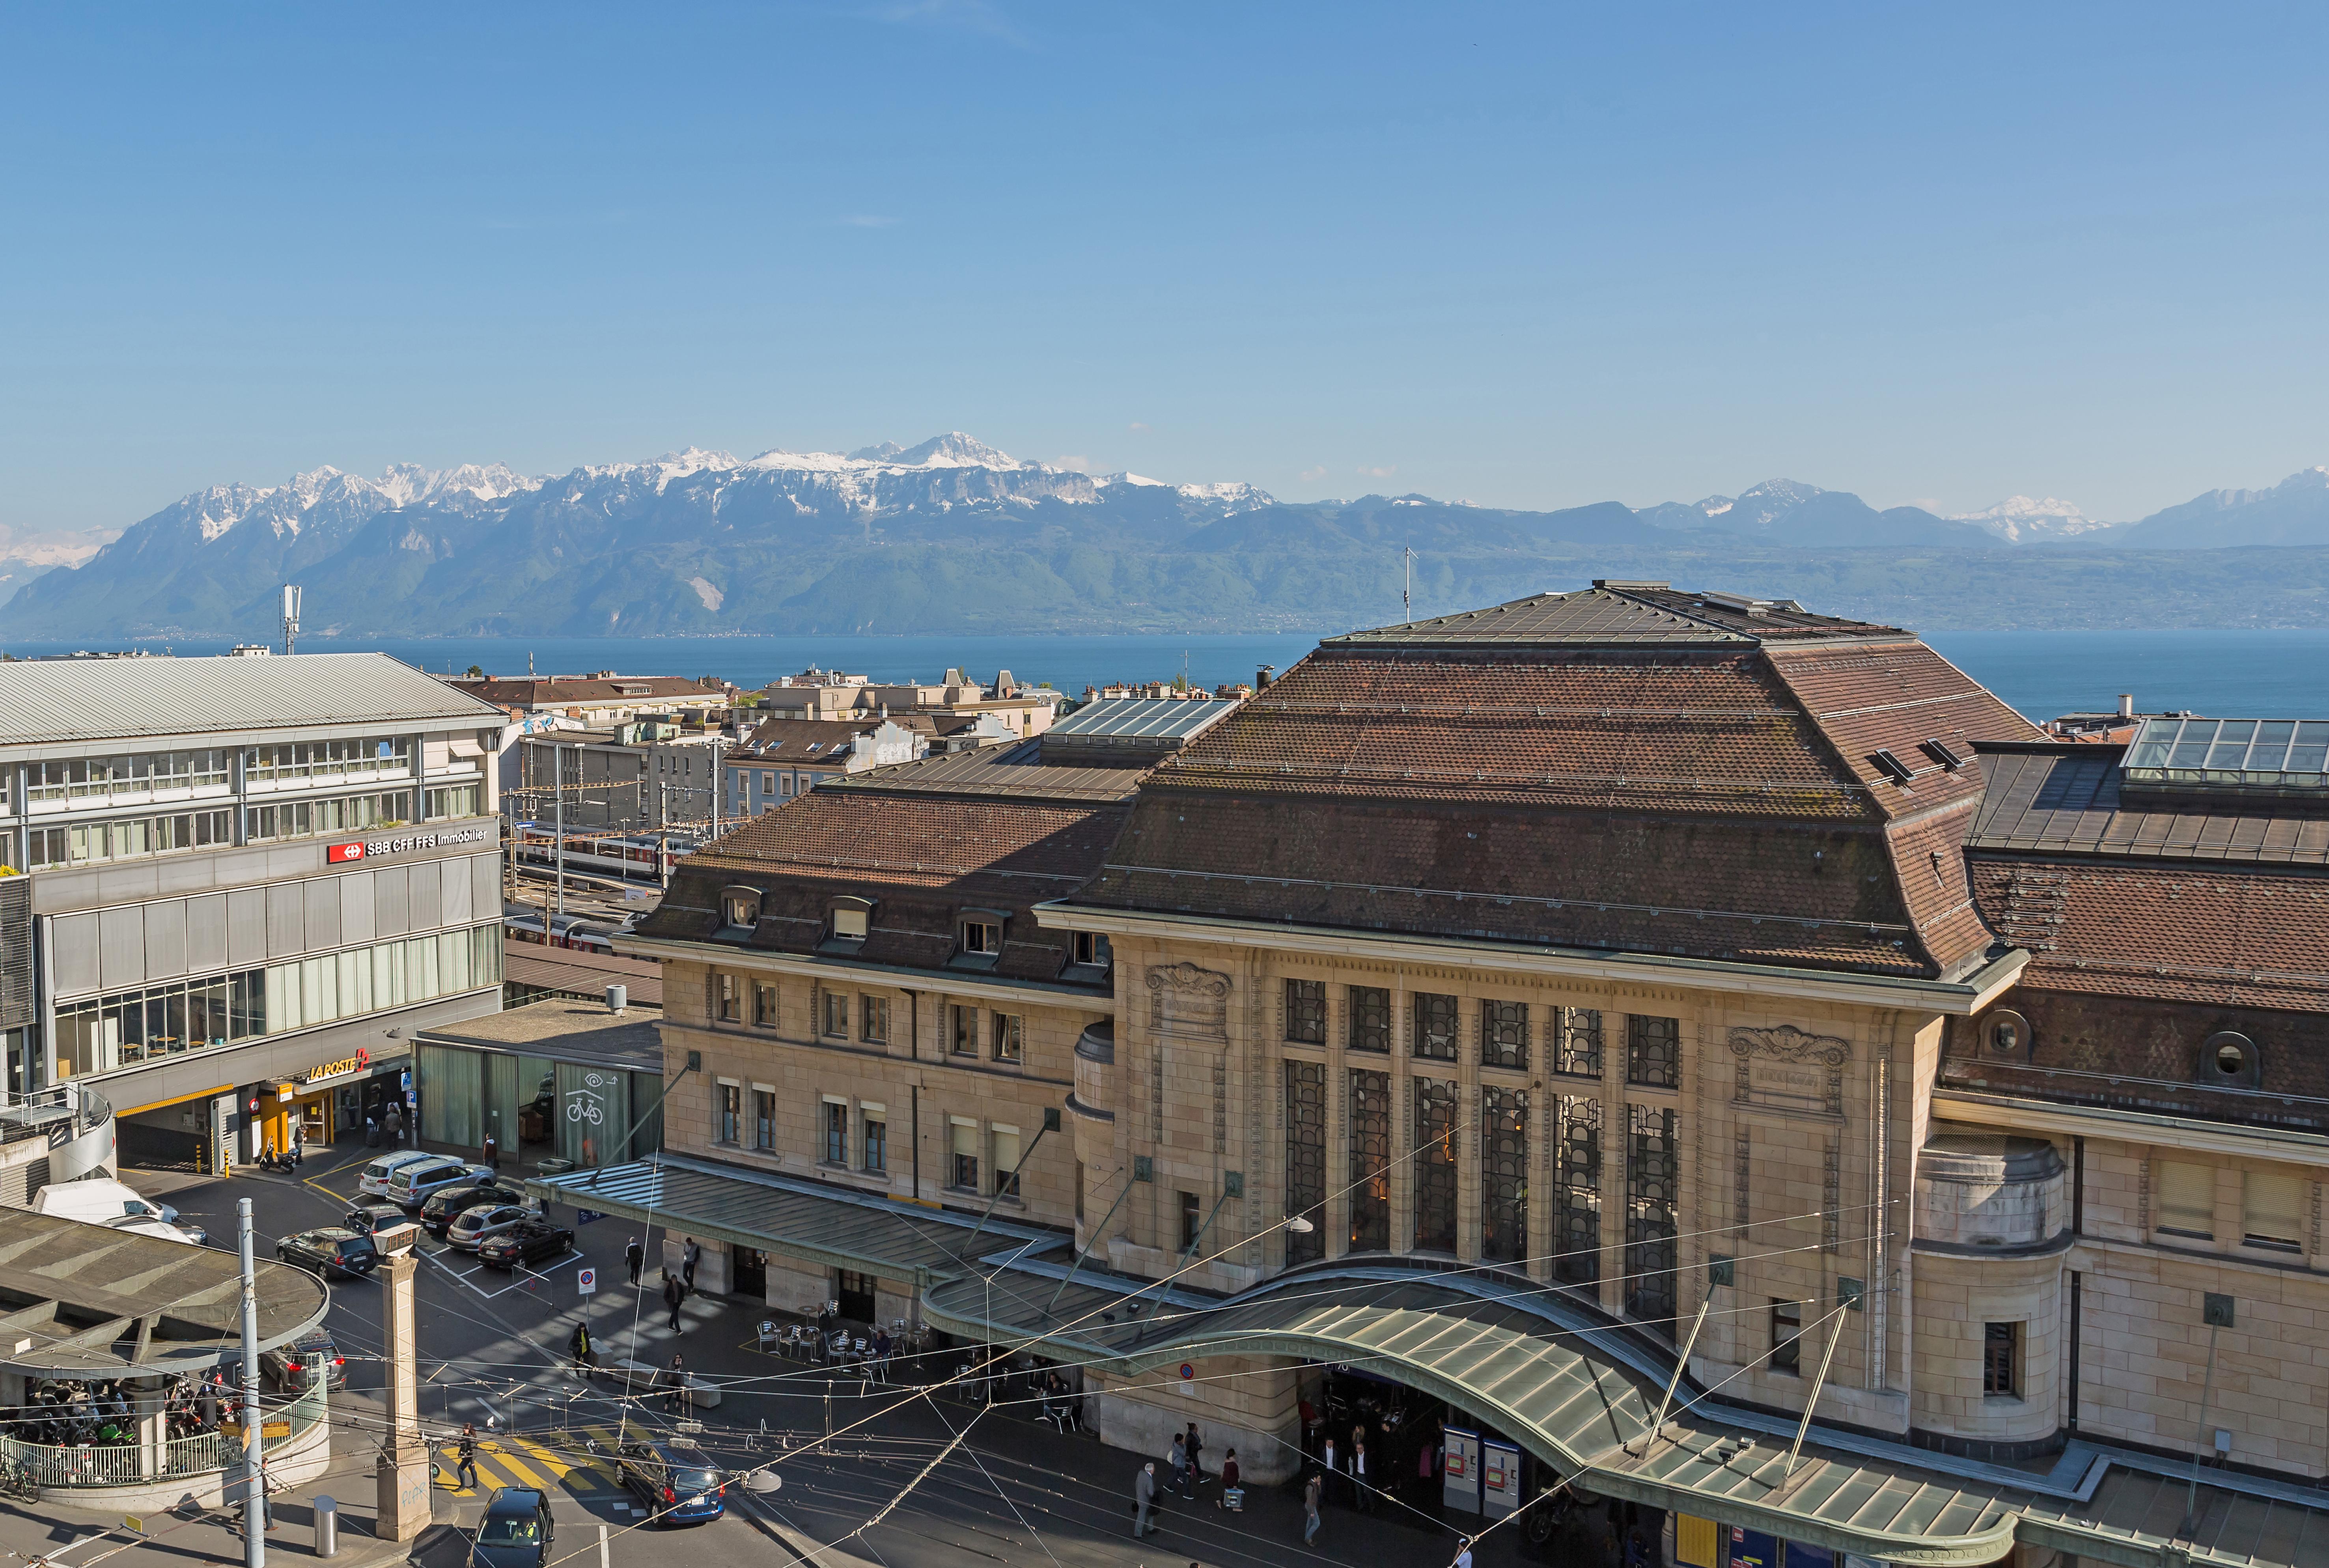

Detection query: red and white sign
(326, 840), (366, 863)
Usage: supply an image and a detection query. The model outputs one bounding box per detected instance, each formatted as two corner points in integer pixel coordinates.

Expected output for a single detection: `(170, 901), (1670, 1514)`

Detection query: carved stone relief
(1729, 1024), (1851, 1116)
(1146, 961), (1231, 1041)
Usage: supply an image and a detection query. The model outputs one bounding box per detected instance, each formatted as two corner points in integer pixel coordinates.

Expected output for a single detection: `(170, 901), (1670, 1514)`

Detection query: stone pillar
(374, 1253), (431, 1540)
(133, 1379), (168, 1480)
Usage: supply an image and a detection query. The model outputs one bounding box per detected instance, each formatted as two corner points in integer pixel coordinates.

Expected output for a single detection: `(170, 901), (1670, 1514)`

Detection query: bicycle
(0, 1454), (41, 1502)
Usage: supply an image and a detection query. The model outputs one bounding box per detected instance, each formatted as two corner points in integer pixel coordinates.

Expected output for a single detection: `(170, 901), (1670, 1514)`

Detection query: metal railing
(0, 1382), (327, 1490)
(0, 1083), (111, 1150)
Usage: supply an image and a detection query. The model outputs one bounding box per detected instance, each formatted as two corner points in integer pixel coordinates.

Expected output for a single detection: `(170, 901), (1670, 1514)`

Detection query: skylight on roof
(2123, 717), (2329, 790)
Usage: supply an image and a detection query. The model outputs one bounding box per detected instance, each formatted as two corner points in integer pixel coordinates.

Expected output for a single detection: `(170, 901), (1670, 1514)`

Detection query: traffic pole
(238, 1197), (265, 1568)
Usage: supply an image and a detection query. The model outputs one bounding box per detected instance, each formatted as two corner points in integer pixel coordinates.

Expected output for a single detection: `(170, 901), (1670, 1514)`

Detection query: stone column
(133, 1379), (167, 1480)
(374, 1253), (431, 1540)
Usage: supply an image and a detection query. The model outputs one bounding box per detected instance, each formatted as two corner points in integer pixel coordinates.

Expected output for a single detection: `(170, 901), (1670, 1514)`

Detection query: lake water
(8, 627), (2325, 723)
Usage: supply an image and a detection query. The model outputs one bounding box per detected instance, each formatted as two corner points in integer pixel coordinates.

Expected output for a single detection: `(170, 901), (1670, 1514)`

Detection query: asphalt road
(124, 1146), (1478, 1568)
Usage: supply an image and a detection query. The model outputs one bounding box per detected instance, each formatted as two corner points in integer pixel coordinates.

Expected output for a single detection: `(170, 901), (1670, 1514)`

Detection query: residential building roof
(1066, 587), (2043, 980)
(452, 675), (717, 709)
(1044, 696), (1240, 757)
(0, 651), (508, 752)
(733, 717), (889, 764)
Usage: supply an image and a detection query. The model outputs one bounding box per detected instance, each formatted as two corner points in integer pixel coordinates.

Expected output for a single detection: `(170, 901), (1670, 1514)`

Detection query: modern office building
(0, 653), (509, 1177)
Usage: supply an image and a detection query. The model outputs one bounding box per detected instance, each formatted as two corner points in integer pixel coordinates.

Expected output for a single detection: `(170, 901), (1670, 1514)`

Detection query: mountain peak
(887, 432), (1019, 469)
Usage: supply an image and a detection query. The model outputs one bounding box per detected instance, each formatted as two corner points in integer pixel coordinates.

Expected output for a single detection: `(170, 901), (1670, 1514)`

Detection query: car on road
(358, 1150), (437, 1197)
(275, 1227), (379, 1279)
(343, 1201), (407, 1236)
(420, 1178), (530, 1236)
(612, 1438), (726, 1525)
(470, 1486), (554, 1568)
(474, 1219), (574, 1270)
(445, 1204), (532, 1253)
(385, 1158), (493, 1208)
(106, 1214), (211, 1245)
(261, 1331), (347, 1393)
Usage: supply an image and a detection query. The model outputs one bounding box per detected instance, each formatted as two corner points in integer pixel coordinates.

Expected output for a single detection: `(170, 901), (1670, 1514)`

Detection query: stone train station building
(554, 584), (2329, 1568)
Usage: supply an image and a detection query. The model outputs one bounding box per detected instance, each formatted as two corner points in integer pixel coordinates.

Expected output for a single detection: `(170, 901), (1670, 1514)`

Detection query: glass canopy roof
(2124, 717), (2329, 788)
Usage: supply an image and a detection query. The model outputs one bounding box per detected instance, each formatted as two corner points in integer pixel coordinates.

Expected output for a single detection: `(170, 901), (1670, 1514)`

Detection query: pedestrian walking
(662, 1269), (685, 1333)
(625, 1235), (644, 1286)
(568, 1320), (595, 1376)
(1183, 1423), (1204, 1497)
(483, 1131), (500, 1170)
(1303, 1470), (1323, 1544)
(1133, 1461), (1159, 1538)
(1216, 1449), (1241, 1512)
(1353, 1438), (1374, 1515)
(455, 1423), (480, 1491)
(662, 1353), (688, 1413)
(1456, 1536), (1474, 1568)
(1321, 1434), (1339, 1506)
(1167, 1432), (1188, 1500)
(384, 1103), (404, 1144)
(683, 1237), (701, 1290)
(365, 1114), (379, 1148)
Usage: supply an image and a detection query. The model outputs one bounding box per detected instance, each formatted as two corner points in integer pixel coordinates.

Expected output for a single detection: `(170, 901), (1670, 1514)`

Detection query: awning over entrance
(527, 1155), (1063, 1285)
(0, 1208), (328, 1375)
(926, 1269), (2329, 1568)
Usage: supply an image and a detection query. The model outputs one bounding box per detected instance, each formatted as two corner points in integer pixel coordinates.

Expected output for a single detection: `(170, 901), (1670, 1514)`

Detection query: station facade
(578, 588), (2329, 1568)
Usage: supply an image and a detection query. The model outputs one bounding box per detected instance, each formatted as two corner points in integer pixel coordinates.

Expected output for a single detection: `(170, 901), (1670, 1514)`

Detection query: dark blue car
(612, 1439), (725, 1525)
(470, 1487), (553, 1568)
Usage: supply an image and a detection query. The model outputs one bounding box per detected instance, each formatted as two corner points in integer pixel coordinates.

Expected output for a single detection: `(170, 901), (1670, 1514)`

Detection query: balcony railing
(0, 1083), (111, 1151)
(1941, 1058), (2329, 1133)
(0, 1383), (325, 1490)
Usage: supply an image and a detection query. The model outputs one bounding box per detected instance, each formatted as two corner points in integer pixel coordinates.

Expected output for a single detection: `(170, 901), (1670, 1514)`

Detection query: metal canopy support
(1642, 1261), (1727, 1452)
(1144, 1189), (1233, 1324)
(1044, 1167), (1138, 1322)
(1784, 1299), (1851, 1478)
(961, 1108), (1061, 1256)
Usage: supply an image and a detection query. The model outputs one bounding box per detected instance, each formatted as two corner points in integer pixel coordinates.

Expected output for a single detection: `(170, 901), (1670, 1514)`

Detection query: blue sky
(4, 2), (2326, 535)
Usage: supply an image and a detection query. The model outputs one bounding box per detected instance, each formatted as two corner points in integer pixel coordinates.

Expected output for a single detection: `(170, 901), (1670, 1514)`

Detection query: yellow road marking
(509, 1436), (610, 1492)
(477, 1440), (551, 1490)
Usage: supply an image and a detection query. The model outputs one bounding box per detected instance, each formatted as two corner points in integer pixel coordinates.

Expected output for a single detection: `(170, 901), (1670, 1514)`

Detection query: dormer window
(1073, 931), (1112, 970)
(720, 887), (762, 933)
(824, 896), (873, 949)
(961, 918), (1000, 955)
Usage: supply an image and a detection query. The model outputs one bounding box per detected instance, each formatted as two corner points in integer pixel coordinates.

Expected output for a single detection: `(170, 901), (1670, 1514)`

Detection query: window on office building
(1554, 1008), (1603, 1078)
(715, 974), (740, 1023)
(823, 1100), (847, 1165)
(950, 1005), (979, 1057)
(1770, 1300), (1803, 1374)
(1481, 1086), (1528, 1264)
(753, 982), (778, 1029)
(1349, 987), (1391, 1053)
(991, 1125), (1022, 1198)
(1179, 1190), (1202, 1251)
(822, 990), (848, 1038)
(1285, 1061), (1325, 1266)
(1555, 1096), (1602, 1285)
(2245, 1170), (2305, 1251)
(717, 1084), (740, 1144)
(1481, 1000), (1528, 1071)
(991, 1012), (1024, 1064)
(1625, 1103), (1680, 1326)
(1351, 1068), (1392, 1252)
(754, 1090), (774, 1152)
(862, 1109), (886, 1174)
(1413, 993), (1459, 1061)
(859, 995), (889, 1044)
(1983, 1322), (2020, 1396)
(1284, 980), (1326, 1044)
(2157, 1159), (2214, 1238)
(949, 1120), (980, 1192)
(1413, 1078), (1459, 1252)
(1627, 1014), (1680, 1088)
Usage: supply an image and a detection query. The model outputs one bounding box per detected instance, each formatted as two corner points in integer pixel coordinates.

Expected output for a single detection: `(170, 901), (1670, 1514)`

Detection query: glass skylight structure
(2122, 717), (2329, 790)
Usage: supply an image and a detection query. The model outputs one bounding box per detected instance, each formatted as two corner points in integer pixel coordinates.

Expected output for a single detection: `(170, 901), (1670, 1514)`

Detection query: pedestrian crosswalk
(435, 1428), (630, 1499)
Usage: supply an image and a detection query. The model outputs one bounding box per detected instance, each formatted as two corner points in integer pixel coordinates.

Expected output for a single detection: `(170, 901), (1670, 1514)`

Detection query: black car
(342, 1202), (406, 1236)
(612, 1439), (726, 1525)
(420, 1179), (530, 1237)
(470, 1486), (553, 1568)
(261, 1330), (347, 1393)
(276, 1228), (379, 1279)
(475, 1219), (574, 1270)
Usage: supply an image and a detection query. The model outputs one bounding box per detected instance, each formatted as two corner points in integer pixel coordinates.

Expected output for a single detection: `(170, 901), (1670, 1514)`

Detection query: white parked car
(35, 1176), (185, 1228)
(358, 1149), (438, 1197)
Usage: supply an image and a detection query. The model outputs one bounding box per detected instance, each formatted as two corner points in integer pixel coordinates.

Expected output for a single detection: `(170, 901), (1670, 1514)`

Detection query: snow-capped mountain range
(9, 438), (2329, 638)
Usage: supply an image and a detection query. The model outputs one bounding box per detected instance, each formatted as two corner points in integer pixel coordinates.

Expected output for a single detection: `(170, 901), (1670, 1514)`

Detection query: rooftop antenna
(1403, 545), (1415, 623)
(280, 584), (300, 655)
(528, 649), (536, 677)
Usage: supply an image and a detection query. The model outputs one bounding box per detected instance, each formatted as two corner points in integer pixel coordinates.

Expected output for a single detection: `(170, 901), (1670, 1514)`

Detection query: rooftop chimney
(1257, 665), (1276, 690)
(605, 984), (627, 1015)
(2118, 694), (2134, 719)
